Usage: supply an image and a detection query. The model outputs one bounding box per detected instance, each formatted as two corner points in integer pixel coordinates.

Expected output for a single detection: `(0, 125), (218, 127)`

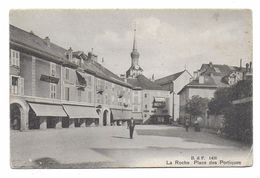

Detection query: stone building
(124, 29), (171, 124)
(9, 25), (132, 130)
(155, 70), (193, 122)
(177, 62), (250, 125)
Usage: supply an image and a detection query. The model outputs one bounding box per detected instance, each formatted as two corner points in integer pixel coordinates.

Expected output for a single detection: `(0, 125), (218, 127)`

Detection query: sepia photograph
(9, 9), (253, 168)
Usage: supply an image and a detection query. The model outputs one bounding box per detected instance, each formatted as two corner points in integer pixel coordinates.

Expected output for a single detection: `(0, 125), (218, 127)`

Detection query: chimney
(209, 62), (213, 68)
(120, 74), (127, 82)
(246, 63), (249, 72)
(193, 71), (198, 78)
(240, 59), (242, 69)
(249, 61), (252, 72)
(199, 75), (205, 84)
(67, 47), (73, 61)
(87, 49), (98, 62)
(44, 36), (51, 47)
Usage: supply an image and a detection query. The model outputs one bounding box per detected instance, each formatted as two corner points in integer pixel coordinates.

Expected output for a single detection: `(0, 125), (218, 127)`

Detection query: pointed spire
(133, 28), (137, 51)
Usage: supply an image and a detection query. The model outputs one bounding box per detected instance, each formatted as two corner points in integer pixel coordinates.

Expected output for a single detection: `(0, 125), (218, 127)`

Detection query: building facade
(177, 62), (250, 125)
(155, 70), (193, 122)
(125, 29), (171, 124)
(10, 25), (133, 130)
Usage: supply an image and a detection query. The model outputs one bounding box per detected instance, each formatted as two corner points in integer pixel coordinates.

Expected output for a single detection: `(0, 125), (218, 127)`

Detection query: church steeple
(133, 28), (137, 51)
(130, 28), (140, 65)
(126, 27), (143, 79)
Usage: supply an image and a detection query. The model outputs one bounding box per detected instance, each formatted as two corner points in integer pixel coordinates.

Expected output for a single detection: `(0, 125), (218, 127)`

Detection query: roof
(177, 63), (244, 95)
(127, 75), (167, 91)
(199, 63), (245, 77)
(177, 76), (218, 95)
(83, 59), (132, 88)
(155, 70), (192, 85)
(10, 25), (67, 61)
(10, 25), (132, 88)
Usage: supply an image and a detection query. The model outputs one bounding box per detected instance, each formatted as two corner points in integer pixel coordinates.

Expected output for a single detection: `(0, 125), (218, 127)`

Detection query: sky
(9, 9), (252, 79)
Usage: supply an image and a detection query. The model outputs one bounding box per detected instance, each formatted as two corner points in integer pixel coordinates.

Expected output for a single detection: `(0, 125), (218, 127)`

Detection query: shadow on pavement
(28, 157), (117, 169)
(112, 136), (131, 139)
(135, 127), (247, 148)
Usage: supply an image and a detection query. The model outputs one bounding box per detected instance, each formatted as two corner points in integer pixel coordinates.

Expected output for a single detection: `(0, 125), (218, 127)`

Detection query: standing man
(129, 117), (135, 139)
(185, 117), (190, 132)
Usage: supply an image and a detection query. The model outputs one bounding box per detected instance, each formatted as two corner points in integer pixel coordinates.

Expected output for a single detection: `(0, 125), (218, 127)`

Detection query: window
(144, 93), (147, 98)
(105, 95), (109, 105)
(88, 91), (92, 103)
(145, 104), (148, 109)
(112, 83), (115, 91)
(10, 49), (20, 67)
(78, 90), (81, 102)
(65, 87), (70, 101)
(133, 105), (138, 112)
(87, 75), (92, 87)
(65, 68), (70, 81)
(134, 96), (138, 104)
(111, 95), (115, 103)
(10, 76), (24, 95)
(50, 62), (56, 77)
(50, 83), (56, 99)
(11, 76), (18, 94)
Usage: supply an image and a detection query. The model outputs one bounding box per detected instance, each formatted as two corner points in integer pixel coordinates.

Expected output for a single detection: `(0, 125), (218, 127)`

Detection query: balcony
(152, 97), (166, 108)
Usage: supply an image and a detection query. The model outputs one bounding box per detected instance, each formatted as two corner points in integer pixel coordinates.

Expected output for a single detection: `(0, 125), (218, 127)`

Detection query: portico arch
(10, 98), (29, 131)
(102, 108), (111, 126)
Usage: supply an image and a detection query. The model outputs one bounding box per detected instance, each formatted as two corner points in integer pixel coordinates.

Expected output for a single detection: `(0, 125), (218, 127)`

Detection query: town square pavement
(10, 125), (252, 168)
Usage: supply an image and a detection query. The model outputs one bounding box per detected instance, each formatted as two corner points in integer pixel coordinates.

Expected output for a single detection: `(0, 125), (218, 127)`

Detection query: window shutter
(17, 52), (20, 67)
(19, 77), (24, 95)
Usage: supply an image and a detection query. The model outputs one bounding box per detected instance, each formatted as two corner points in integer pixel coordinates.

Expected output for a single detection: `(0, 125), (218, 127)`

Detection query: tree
(208, 87), (233, 115)
(185, 95), (209, 119)
(207, 79), (252, 143)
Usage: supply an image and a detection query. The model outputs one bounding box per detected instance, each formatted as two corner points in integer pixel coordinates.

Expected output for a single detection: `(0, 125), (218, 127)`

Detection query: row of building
(10, 24), (252, 131)
(10, 25), (176, 130)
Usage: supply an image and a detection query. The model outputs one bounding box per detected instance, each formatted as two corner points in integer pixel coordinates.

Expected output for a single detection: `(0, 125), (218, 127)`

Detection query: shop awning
(76, 71), (87, 86)
(63, 105), (99, 119)
(111, 109), (123, 120)
(111, 109), (132, 120)
(28, 103), (67, 117)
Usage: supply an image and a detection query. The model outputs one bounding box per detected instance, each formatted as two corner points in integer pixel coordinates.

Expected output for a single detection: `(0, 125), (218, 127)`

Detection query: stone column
(39, 117), (47, 129)
(20, 109), (29, 131)
(56, 117), (62, 129)
(80, 119), (86, 127)
(69, 119), (75, 128)
(107, 112), (111, 126)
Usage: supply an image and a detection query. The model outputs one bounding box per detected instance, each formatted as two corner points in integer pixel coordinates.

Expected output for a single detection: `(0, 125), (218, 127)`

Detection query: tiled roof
(127, 75), (167, 90)
(10, 25), (67, 61)
(199, 63), (245, 77)
(187, 75), (216, 86)
(155, 70), (187, 85)
(10, 25), (131, 88)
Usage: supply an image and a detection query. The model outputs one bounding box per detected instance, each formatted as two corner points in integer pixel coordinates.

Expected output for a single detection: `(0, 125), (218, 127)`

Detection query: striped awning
(28, 103), (67, 117)
(63, 105), (99, 119)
